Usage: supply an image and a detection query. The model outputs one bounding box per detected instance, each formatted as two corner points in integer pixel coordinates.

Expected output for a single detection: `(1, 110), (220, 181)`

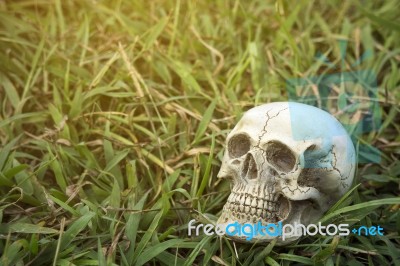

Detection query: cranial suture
(217, 102), (356, 244)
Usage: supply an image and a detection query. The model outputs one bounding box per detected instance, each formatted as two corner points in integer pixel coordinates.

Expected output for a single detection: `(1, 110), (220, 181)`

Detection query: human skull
(217, 102), (355, 244)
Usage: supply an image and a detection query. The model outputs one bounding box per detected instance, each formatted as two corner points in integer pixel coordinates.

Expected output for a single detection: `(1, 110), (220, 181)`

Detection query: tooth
(240, 204), (244, 212)
(245, 195), (251, 206)
(251, 207), (256, 215)
(236, 193), (243, 204)
(264, 201), (268, 210)
(257, 208), (262, 217)
(239, 194), (246, 205)
(228, 194), (234, 203)
(258, 199), (263, 209)
(232, 193), (238, 203)
(236, 192), (242, 199)
(262, 210), (267, 218)
(234, 194), (240, 203)
(251, 198), (257, 207)
(245, 206), (250, 213)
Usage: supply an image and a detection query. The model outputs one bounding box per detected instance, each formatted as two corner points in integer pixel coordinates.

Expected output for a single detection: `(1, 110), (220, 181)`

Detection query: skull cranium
(217, 102), (355, 244)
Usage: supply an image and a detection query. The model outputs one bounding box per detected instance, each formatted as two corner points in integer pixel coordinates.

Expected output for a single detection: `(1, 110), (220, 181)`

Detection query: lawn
(0, 0), (400, 265)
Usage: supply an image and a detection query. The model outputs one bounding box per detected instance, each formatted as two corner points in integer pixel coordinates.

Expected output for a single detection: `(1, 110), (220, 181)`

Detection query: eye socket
(265, 141), (296, 173)
(228, 133), (251, 158)
(303, 144), (319, 168)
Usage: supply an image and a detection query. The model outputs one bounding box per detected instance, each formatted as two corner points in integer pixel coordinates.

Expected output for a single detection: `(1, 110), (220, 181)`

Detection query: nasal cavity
(241, 153), (258, 180)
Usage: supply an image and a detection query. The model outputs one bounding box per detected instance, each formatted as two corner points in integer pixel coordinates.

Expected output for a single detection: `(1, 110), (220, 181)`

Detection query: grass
(0, 0), (399, 265)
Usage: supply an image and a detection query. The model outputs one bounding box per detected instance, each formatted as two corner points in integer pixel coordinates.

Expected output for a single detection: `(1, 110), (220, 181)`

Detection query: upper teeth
(223, 190), (279, 222)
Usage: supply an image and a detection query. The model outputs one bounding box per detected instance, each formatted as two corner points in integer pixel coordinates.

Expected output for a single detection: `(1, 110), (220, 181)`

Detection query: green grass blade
(135, 239), (184, 266)
(0, 223), (58, 234)
(132, 211), (163, 264)
(193, 99), (217, 144)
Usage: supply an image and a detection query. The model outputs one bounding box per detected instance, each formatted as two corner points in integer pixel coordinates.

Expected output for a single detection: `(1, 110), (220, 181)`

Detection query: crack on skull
(255, 107), (288, 148)
(258, 148), (267, 180)
(297, 145), (352, 191)
(282, 185), (311, 195)
(230, 107), (291, 185)
(328, 146), (349, 189)
(341, 163), (353, 189)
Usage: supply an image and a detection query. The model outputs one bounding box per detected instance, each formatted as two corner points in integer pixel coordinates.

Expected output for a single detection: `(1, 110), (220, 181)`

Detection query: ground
(0, 0), (400, 265)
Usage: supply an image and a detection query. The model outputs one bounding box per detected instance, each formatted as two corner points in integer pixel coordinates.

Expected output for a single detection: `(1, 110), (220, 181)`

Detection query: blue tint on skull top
(287, 102), (354, 169)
